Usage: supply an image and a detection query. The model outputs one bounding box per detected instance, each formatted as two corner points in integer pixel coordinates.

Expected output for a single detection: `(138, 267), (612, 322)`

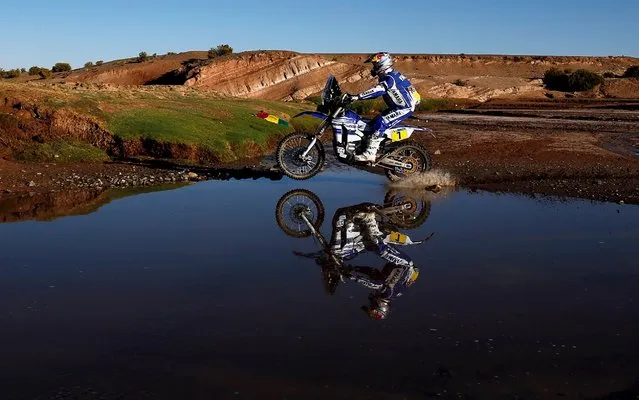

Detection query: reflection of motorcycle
(275, 76), (433, 182)
(275, 189), (433, 320)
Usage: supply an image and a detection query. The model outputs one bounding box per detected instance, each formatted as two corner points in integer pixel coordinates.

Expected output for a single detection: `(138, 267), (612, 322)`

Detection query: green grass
(105, 97), (304, 161)
(16, 140), (109, 163)
(27, 86), (308, 162)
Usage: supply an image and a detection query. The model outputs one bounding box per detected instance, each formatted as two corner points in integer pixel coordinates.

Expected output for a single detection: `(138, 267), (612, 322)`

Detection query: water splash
(387, 169), (457, 189)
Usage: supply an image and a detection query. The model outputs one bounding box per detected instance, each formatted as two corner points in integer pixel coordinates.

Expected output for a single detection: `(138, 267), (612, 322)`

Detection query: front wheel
(276, 132), (325, 180)
(275, 189), (325, 238)
(383, 141), (432, 182)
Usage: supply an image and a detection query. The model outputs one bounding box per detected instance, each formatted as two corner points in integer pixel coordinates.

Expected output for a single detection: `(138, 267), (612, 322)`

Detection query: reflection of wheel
(276, 132), (325, 180)
(275, 189), (325, 237)
(383, 191), (431, 229)
(384, 141), (432, 182)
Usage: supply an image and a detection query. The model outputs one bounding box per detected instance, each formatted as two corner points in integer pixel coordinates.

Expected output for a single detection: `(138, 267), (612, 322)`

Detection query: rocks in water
(187, 172), (198, 180)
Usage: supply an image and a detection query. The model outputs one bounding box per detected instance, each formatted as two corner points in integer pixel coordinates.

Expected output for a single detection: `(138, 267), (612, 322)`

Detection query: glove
(344, 93), (358, 103)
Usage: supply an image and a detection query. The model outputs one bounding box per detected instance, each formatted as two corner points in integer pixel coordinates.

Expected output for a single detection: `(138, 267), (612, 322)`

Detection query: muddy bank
(0, 157), (285, 196)
(408, 102), (639, 204)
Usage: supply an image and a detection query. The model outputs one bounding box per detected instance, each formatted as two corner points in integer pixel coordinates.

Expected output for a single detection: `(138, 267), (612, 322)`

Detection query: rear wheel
(275, 189), (325, 238)
(276, 133), (325, 180)
(383, 190), (431, 229)
(383, 141), (432, 182)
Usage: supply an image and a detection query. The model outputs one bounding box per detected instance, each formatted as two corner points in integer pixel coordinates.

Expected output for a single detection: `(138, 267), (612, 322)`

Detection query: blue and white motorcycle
(276, 76), (433, 181)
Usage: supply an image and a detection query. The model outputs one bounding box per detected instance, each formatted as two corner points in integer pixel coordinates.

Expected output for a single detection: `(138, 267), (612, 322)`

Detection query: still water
(1, 169), (638, 399)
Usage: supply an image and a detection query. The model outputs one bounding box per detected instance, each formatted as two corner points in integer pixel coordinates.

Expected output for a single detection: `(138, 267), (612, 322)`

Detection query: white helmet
(365, 52), (393, 77)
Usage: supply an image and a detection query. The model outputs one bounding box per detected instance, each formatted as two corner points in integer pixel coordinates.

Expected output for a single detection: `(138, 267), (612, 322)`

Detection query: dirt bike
(274, 188), (432, 296)
(276, 76), (433, 181)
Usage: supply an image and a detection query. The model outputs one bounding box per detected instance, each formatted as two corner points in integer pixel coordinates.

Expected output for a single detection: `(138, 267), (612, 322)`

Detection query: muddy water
(1, 168), (638, 400)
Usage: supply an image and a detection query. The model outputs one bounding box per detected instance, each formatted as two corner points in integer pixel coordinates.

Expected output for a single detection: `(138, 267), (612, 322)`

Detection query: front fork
(301, 110), (336, 160)
(301, 137), (318, 159)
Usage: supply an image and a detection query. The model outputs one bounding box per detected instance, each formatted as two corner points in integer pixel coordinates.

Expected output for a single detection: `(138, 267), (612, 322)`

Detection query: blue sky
(1, 0), (637, 69)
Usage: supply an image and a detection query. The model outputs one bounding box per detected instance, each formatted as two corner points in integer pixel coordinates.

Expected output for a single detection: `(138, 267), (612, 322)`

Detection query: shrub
(137, 52), (148, 62)
(543, 68), (603, 91)
(51, 62), (72, 72)
(0, 69), (22, 78)
(623, 66), (639, 78)
(84, 61), (94, 68)
(167, 52), (177, 56)
(543, 68), (568, 90)
(208, 44), (234, 59)
(567, 69), (604, 91)
(20, 68), (26, 73)
(452, 79), (467, 86)
(28, 66), (43, 75)
(96, 60), (104, 66)
(38, 68), (52, 79)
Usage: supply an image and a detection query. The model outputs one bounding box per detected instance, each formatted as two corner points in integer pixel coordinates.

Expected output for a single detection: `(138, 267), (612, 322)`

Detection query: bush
(543, 68), (569, 90)
(96, 60), (104, 66)
(84, 61), (94, 68)
(452, 79), (467, 86)
(28, 66), (43, 75)
(208, 44), (234, 59)
(567, 69), (604, 91)
(20, 68), (26, 73)
(51, 62), (72, 72)
(38, 68), (52, 79)
(0, 69), (22, 79)
(623, 66), (639, 78)
(167, 52), (177, 56)
(137, 52), (148, 62)
(543, 68), (603, 91)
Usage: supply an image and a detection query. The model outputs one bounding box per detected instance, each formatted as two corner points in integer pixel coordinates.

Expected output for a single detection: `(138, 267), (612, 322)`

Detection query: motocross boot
(354, 136), (384, 162)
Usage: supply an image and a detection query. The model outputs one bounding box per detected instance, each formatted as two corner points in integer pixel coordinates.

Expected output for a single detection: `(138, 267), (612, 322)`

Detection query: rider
(329, 204), (420, 320)
(346, 52), (421, 162)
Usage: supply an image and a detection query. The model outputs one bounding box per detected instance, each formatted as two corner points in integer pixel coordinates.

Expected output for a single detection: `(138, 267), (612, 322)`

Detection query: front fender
(293, 111), (329, 120)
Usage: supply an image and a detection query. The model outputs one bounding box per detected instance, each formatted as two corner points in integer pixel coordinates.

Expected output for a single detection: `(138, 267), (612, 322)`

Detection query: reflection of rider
(329, 204), (419, 320)
(346, 52), (421, 162)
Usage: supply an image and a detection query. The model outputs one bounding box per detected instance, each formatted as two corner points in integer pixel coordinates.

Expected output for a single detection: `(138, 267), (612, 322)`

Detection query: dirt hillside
(49, 51), (639, 102)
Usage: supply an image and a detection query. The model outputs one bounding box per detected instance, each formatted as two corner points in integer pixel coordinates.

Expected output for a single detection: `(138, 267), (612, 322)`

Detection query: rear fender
(385, 126), (433, 142)
(384, 127), (414, 142)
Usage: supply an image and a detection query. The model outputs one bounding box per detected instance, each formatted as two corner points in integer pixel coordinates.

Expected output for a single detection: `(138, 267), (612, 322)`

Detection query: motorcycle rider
(346, 52), (421, 162)
(327, 203), (420, 320)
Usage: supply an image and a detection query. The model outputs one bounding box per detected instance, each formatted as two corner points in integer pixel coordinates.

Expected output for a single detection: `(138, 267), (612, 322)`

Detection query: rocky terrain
(26, 50), (639, 102)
